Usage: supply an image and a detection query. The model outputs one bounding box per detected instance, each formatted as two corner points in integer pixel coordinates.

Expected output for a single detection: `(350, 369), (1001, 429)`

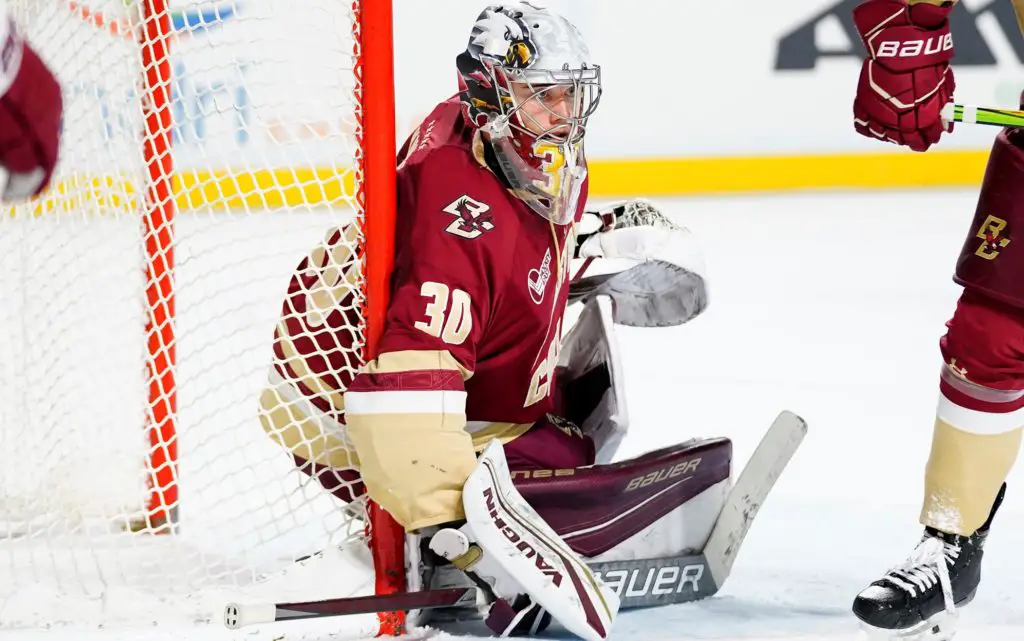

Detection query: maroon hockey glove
(1, 29), (63, 200)
(852, 0), (955, 152)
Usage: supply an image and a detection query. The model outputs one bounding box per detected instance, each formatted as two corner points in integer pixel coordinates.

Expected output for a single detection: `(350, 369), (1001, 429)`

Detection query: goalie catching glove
(428, 439), (620, 640)
(571, 199), (708, 327)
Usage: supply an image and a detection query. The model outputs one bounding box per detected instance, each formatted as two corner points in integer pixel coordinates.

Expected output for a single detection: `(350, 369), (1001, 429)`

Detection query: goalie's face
(502, 65), (600, 146)
(509, 81), (581, 140)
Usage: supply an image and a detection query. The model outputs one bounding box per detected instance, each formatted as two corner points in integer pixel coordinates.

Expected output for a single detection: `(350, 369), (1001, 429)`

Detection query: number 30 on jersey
(414, 280), (560, 409)
(414, 281), (472, 345)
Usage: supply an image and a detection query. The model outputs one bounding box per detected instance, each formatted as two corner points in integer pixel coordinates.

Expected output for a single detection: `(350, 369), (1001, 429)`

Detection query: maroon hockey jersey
(261, 96), (588, 529)
(351, 98), (585, 425)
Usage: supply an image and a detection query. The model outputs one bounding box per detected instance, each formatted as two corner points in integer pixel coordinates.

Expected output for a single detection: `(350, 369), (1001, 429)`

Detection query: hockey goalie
(257, 2), (804, 638)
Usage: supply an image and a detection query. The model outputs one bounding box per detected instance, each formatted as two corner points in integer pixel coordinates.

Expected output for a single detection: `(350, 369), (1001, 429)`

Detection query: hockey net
(0, 0), (403, 634)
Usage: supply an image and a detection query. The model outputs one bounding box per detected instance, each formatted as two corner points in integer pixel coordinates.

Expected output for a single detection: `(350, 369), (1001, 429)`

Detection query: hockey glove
(852, 0), (955, 151)
(574, 199), (682, 260)
(571, 200), (708, 327)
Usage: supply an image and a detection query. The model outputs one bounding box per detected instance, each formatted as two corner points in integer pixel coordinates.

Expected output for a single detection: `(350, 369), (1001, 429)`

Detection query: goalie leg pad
(457, 440), (620, 640)
(424, 437), (732, 589)
(516, 437), (732, 560)
(419, 413), (804, 617)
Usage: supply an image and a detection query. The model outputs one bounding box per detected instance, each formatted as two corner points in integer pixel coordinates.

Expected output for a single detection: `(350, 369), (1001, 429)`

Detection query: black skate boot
(852, 483), (1006, 639)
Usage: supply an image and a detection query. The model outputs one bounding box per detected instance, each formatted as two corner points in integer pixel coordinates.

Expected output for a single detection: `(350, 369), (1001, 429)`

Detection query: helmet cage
(495, 64), (601, 147)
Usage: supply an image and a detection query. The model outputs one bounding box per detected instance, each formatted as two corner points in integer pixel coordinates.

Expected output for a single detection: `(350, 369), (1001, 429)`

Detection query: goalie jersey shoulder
(393, 97), (527, 286)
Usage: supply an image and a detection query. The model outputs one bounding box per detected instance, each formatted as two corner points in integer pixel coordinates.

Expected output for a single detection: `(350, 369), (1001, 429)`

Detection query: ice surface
(9, 189), (1024, 640)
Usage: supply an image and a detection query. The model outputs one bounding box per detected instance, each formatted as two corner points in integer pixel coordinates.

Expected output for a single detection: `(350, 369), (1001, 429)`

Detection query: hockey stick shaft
(223, 586), (476, 629)
(942, 103), (1024, 128)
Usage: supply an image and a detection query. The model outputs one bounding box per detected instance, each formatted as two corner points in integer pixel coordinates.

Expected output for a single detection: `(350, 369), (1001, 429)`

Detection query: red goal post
(352, 0), (406, 634)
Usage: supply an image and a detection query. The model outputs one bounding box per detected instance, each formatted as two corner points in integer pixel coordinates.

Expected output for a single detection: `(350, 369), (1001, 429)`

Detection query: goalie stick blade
(702, 410), (807, 592)
(223, 587), (477, 629)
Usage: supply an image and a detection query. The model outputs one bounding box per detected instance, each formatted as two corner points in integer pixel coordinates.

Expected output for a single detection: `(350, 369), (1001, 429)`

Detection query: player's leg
(853, 125), (1024, 637)
(258, 368), (367, 511)
(852, 290), (1022, 636)
(922, 292), (1024, 536)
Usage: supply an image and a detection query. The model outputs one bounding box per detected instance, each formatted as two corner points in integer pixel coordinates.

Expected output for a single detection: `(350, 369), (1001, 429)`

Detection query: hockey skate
(852, 483), (1006, 640)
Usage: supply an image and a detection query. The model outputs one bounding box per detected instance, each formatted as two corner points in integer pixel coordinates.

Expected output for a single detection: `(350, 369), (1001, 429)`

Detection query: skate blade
(856, 612), (958, 641)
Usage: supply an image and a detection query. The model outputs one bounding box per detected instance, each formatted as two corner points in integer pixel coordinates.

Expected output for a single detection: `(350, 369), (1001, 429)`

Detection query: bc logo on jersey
(974, 214), (1011, 261)
(443, 195), (495, 239)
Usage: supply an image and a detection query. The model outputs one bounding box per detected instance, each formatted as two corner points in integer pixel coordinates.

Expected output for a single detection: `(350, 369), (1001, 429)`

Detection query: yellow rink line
(592, 149), (992, 196)
(6, 149), (993, 216)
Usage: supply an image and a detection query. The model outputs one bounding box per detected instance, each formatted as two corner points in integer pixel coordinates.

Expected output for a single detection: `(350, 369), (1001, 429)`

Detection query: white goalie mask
(457, 2), (601, 225)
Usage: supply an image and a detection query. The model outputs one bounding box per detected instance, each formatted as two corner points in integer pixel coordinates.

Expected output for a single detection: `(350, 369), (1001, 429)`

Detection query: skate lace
(885, 535), (959, 615)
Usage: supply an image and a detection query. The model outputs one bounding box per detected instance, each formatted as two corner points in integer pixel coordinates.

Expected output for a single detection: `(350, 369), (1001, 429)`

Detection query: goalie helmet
(457, 2), (601, 225)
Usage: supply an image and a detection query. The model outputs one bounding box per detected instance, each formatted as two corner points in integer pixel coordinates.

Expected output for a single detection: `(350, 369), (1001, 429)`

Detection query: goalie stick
(223, 410), (806, 628)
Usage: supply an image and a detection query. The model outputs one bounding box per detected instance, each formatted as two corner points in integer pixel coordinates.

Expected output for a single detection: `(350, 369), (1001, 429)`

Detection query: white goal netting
(1, 0), (387, 633)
